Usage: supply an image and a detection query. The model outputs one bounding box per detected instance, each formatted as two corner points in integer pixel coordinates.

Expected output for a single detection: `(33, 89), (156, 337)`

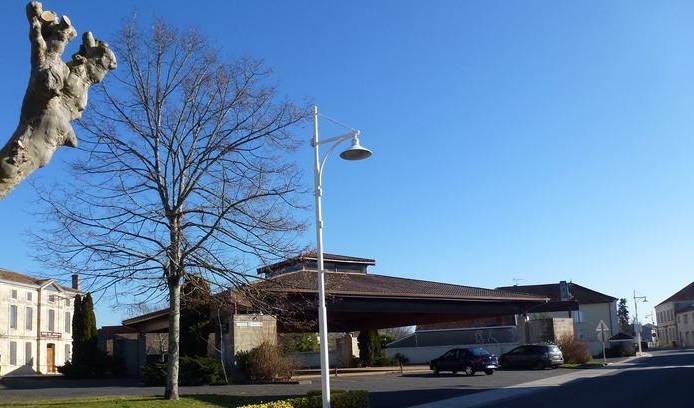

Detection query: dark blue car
(429, 347), (499, 376)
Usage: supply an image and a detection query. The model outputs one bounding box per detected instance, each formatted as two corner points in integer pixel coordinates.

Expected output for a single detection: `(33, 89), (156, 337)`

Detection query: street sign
(595, 320), (609, 342)
(595, 320), (610, 365)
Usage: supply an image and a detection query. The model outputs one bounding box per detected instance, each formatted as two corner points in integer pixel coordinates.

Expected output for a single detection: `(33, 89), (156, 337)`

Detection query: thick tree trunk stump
(0, 2), (116, 199)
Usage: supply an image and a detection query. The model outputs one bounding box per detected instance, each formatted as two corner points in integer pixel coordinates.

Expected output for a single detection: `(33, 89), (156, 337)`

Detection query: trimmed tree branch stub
(0, 2), (116, 200)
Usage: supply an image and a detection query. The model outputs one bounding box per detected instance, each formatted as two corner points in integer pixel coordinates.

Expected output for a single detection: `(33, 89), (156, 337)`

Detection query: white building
(656, 281), (694, 348)
(0, 268), (81, 376)
(497, 281), (618, 356)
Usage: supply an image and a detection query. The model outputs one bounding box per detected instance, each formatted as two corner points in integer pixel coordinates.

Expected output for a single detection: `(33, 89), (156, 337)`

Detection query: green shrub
(236, 342), (292, 382)
(141, 362), (167, 386)
(557, 335), (592, 364)
(58, 351), (125, 378)
(240, 390), (369, 408)
(371, 355), (398, 367)
(141, 356), (226, 386)
(299, 390), (369, 408)
(238, 401), (294, 408)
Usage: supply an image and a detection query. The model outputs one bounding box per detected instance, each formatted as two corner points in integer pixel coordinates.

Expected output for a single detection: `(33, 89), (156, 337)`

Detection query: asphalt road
(1, 350), (691, 407)
(475, 348), (694, 408)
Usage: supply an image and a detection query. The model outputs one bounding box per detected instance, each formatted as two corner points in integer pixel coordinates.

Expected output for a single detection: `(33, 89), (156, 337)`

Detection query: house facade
(0, 268), (81, 376)
(655, 281), (694, 347)
(497, 281), (618, 356)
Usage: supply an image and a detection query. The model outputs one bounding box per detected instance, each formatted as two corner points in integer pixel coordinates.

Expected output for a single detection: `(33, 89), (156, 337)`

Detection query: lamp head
(339, 136), (372, 161)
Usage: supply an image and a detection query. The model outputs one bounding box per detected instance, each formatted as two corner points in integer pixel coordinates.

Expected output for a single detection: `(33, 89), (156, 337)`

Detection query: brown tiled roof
(0, 268), (47, 286)
(658, 281), (694, 306)
(496, 282), (616, 304)
(0, 267), (79, 293)
(255, 271), (546, 302)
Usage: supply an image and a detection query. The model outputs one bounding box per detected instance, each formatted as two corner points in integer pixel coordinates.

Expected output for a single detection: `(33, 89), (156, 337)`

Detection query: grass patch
(0, 395), (288, 408)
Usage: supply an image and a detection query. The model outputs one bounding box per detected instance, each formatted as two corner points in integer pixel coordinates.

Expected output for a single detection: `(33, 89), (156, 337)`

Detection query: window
(48, 309), (55, 332)
(11, 289), (18, 299)
(48, 295), (56, 304)
(25, 342), (33, 365)
(65, 312), (71, 333)
(684, 314), (689, 325)
(65, 298), (71, 307)
(25, 307), (33, 330)
(65, 344), (71, 362)
(573, 311), (584, 323)
(9, 305), (18, 329)
(26, 292), (33, 302)
(10, 341), (17, 365)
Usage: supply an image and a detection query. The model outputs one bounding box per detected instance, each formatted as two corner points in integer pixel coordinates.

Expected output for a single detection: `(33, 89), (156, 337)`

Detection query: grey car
(499, 344), (564, 369)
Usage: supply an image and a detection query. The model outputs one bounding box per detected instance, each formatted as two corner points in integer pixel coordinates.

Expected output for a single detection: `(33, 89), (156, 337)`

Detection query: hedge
(238, 390), (369, 408)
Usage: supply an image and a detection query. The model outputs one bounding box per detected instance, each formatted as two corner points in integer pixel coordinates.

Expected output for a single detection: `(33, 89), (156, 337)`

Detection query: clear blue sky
(2, 0), (693, 328)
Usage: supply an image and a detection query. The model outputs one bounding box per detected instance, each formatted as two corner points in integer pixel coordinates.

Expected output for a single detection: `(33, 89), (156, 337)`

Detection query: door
(46, 344), (56, 373)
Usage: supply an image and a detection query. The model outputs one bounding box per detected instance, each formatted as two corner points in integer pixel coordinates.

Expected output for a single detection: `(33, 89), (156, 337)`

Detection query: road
(0, 349), (691, 407)
(473, 348), (694, 408)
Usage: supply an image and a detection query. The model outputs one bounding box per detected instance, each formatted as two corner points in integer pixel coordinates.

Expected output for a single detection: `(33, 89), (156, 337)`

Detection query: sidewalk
(292, 364), (430, 381)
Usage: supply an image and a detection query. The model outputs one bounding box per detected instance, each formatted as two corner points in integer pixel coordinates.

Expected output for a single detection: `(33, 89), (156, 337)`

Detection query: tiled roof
(496, 282), (616, 304)
(0, 268), (48, 286)
(254, 271), (546, 302)
(658, 281), (694, 306)
(0, 267), (79, 292)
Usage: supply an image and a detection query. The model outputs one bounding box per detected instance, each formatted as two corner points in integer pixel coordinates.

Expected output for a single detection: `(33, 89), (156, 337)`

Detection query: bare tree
(0, 2), (116, 200)
(33, 19), (307, 400)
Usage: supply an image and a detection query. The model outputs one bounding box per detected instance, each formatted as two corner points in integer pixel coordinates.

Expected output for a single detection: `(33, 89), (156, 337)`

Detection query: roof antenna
(512, 278), (523, 286)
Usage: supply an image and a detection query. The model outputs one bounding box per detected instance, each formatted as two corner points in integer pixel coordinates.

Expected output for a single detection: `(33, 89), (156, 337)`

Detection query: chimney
(72, 274), (80, 290)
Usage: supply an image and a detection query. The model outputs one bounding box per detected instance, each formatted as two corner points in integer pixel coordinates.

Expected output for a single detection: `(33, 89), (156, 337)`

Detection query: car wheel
(463, 365), (474, 376)
(484, 369), (494, 375)
(433, 366), (440, 375)
(535, 360), (546, 370)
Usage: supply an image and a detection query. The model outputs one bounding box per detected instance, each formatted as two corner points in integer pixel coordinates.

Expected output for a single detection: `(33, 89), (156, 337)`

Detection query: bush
(238, 390), (369, 408)
(556, 335), (592, 364)
(141, 356), (226, 386)
(371, 355), (398, 367)
(58, 351), (125, 378)
(238, 401), (295, 408)
(236, 342), (293, 382)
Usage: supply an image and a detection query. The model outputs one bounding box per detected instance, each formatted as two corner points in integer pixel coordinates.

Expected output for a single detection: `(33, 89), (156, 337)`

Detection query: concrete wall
(221, 314), (277, 368)
(289, 351), (339, 369)
(384, 343), (518, 365)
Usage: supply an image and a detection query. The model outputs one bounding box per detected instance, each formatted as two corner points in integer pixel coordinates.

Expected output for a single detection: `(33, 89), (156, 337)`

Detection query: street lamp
(312, 105), (371, 408)
(633, 290), (648, 355)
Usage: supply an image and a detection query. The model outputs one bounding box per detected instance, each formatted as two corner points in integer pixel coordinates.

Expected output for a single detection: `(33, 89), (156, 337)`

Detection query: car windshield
(469, 347), (490, 356)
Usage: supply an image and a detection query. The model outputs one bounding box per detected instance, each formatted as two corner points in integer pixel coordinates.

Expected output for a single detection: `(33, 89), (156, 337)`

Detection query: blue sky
(2, 0), (693, 328)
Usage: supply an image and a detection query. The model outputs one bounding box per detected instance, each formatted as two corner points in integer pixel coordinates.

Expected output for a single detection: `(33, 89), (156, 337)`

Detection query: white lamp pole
(312, 105), (371, 408)
(633, 290), (647, 355)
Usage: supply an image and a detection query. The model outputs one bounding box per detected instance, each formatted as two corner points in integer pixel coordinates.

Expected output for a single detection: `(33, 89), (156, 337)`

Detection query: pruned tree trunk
(0, 2), (116, 200)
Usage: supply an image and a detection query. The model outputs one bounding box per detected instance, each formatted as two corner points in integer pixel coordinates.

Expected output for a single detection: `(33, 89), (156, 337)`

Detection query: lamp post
(312, 105), (372, 408)
(633, 290), (647, 355)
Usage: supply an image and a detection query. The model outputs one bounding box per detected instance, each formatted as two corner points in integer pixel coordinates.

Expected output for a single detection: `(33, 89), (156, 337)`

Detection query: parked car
(429, 347), (499, 376)
(498, 344), (564, 369)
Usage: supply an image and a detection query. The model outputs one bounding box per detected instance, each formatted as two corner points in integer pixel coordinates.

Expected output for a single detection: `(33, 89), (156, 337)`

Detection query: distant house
(496, 281), (618, 355)
(655, 281), (694, 347)
(0, 268), (81, 376)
